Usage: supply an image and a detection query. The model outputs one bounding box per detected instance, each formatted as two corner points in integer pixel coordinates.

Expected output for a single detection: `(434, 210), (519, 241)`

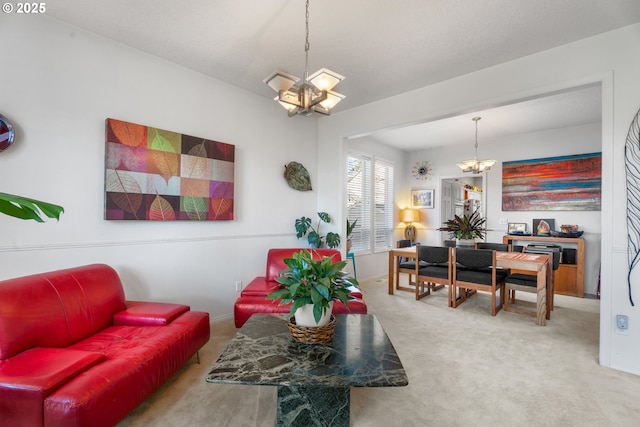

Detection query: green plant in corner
(295, 212), (340, 248)
(346, 218), (357, 240)
(266, 249), (359, 324)
(346, 218), (357, 252)
(437, 209), (486, 240)
(0, 192), (64, 222)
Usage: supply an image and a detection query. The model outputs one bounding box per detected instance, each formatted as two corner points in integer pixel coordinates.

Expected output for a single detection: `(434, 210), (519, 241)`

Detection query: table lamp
(400, 208), (420, 242)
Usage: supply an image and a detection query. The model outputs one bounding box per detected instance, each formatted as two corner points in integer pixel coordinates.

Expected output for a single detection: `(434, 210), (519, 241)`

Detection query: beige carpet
(117, 276), (640, 426)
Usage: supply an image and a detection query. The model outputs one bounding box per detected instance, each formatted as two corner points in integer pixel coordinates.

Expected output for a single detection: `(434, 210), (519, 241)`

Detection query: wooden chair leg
(452, 285), (467, 307)
(429, 282), (445, 291)
(415, 280), (431, 300)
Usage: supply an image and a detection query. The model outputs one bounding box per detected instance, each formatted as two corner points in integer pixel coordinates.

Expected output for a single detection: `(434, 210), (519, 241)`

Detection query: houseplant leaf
(325, 232), (341, 249)
(317, 212), (332, 224)
(295, 217), (312, 238)
(0, 192), (64, 222)
(307, 231), (322, 248)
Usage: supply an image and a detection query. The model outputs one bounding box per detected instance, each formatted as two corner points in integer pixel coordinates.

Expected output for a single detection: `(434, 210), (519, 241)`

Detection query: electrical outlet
(235, 281), (242, 292)
(616, 314), (629, 335)
(499, 218), (508, 225)
(617, 315), (628, 329)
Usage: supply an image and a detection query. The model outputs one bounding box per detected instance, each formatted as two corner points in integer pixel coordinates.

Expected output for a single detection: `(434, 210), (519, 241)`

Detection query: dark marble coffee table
(206, 313), (408, 427)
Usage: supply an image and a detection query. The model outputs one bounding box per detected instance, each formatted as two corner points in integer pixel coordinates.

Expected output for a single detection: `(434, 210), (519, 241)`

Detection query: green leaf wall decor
(284, 161), (312, 191)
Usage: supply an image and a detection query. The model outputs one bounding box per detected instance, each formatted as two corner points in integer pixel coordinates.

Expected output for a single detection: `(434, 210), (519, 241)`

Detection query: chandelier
(457, 117), (496, 174)
(263, 0), (345, 117)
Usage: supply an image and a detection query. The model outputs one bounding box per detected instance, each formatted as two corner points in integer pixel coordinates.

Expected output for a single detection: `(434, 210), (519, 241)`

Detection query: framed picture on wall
(411, 189), (434, 209)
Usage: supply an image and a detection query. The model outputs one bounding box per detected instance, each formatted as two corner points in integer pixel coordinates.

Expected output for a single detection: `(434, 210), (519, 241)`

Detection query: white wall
(318, 24), (640, 375)
(0, 15), (321, 321)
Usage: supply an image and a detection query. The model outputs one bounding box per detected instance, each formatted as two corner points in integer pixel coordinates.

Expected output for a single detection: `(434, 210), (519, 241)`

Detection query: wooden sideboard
(502, 235), (584, 297)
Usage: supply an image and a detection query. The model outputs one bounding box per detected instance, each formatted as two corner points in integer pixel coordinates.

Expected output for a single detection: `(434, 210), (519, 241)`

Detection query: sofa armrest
(0, 347), (105, 427)
(113, 301), (190, 326)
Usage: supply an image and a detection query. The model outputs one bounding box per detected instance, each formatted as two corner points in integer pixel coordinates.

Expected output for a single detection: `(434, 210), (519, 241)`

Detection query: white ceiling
(368, 84), (603, 150)
(45, 0), (639, 149)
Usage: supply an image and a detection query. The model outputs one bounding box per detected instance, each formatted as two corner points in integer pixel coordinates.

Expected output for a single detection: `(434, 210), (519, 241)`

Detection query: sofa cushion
(114, 301), (190, 326)
(0, 347), (105, 394)
(0, 348), (105, 427)
(48, 311), (210, 427)
(240, 277), (278, 297)
(0, 264), (126, 360)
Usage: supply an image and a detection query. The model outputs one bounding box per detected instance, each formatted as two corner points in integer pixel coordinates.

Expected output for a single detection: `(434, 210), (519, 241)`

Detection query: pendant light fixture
(457, 117), (496, 174)
(263, 0), (345, 117)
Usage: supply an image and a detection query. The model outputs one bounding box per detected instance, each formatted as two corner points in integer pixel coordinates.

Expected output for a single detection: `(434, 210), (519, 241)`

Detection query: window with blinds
(347, 153), (394, 253)
(347, 154), (371, 252)
(374, 159), (394, 251)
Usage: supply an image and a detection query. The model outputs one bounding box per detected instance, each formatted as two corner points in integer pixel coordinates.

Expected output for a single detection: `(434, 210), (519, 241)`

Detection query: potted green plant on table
(294, 212), (340, 249)
(0, 192), (64, 222)
(437, 209), (486, 247)
(266, 250), (359, 340)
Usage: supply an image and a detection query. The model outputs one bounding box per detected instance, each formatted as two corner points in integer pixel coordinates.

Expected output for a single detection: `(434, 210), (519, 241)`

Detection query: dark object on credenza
(563, 248), (577, 265)
(551, 230), (584, 238)
(526, 243), (562, 253)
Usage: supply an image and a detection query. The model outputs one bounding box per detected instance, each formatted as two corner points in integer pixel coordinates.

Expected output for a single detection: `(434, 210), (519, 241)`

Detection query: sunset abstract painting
(502, 152), (601, 211)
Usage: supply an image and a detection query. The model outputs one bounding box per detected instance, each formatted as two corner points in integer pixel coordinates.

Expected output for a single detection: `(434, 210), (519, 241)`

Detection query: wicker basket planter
(287, 315), (336, 344)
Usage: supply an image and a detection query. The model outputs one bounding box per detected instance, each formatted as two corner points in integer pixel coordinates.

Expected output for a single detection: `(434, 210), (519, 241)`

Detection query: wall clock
(0, 114), (15, 152)
(412, 160), (433, 181)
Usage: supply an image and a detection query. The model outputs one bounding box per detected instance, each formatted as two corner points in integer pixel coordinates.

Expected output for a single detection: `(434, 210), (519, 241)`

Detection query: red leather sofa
(0, 264), (210, 427)
(233, 248), (367, 327)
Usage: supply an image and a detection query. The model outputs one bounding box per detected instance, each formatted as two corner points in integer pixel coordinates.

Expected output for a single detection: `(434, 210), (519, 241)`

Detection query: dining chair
(476, 242), (510, 251)
(476, 242), (511, 278)
(415, 245), (452, 301)
(504, 250), (560, 322)
(395, 240), (425, 292)
(452, 248), (508, 316)
(509, 245), (559, 309)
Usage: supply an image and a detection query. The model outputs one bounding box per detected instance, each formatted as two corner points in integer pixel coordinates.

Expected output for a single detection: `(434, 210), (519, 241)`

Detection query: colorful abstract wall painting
(105, 118), (234, 220)
(502, 152), (601, 211)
